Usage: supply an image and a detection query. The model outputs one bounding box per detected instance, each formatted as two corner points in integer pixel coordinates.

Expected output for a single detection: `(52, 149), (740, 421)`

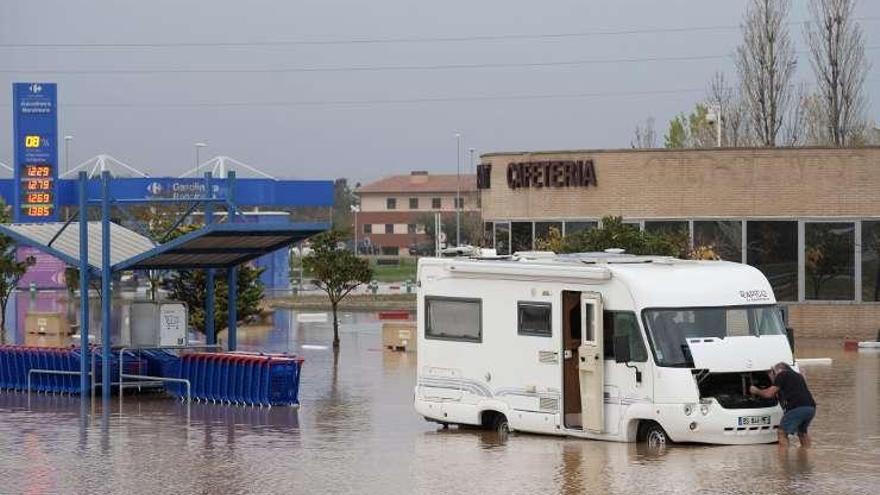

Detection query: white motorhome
(414, 252), (795, 446)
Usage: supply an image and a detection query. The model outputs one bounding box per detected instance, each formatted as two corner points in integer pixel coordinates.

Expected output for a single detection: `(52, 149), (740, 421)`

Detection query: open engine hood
(686, 335), (792, 372)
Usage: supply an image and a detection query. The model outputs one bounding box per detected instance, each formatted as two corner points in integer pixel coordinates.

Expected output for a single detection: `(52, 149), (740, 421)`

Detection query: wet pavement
(0, 311), (877, 495)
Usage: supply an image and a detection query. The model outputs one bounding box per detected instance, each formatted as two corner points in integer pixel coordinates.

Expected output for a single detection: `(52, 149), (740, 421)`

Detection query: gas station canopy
(0, 221), (328, 272)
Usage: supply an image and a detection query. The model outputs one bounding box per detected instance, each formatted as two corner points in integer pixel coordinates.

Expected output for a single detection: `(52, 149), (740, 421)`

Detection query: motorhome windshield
(643, 305), (785, 367)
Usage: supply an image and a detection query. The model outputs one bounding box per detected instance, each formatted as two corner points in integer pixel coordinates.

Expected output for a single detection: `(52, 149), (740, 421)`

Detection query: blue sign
(12, 83), (58, 222)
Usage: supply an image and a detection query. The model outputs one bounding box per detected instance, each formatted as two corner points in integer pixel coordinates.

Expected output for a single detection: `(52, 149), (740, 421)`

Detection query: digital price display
(13, 83), (58, 222)
(18, 163), (55, 218)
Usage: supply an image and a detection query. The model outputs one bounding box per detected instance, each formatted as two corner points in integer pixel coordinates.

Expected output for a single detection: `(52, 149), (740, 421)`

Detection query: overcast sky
(1, 1), (878, 183)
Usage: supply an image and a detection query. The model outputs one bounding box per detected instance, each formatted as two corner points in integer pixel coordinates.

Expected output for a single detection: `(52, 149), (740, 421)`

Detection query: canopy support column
(100, 171), (112, 400)
(226, 171), (238, 351)
(227, 266), (237, 351)
(78, 172), (90, 395)
(204, 172), (215, 346)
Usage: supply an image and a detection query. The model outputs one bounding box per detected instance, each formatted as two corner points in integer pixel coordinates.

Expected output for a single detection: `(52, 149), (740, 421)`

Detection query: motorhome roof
(423, 253), (776, 308)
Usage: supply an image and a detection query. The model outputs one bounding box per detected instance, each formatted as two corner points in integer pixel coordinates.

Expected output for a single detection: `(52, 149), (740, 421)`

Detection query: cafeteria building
(477, 146), (880, 340)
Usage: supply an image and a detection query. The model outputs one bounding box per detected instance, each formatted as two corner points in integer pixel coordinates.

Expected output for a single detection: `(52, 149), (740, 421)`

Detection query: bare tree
(805, 0), (871, 147)
(705, 72), (752, 147)
(631, 117), (657, 148)
(735, 0), (797, 147)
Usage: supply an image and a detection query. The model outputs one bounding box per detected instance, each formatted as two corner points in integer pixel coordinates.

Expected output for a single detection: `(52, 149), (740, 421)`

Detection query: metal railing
(117, 344), (221, 398)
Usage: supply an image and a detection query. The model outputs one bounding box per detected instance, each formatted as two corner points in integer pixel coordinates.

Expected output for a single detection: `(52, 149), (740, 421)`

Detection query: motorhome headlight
(683, 404), (694, 416)
(700, 404), (710, 416)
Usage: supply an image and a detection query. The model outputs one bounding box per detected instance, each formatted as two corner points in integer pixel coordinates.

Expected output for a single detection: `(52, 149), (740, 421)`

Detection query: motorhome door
(579, 292), (604, 434)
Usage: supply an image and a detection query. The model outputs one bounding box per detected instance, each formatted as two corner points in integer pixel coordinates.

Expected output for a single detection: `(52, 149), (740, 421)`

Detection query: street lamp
(194, 142), (207, 174)
(63, 135), (73, 176)
(706, 106), (722, 148)
(351, 204), (360, 255)
(455, 132), (461, 247)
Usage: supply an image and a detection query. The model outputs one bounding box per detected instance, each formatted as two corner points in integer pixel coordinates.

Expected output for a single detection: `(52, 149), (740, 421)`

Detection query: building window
(862, 221), (880, 301)
(494, 222), (510, 255)
(384, 224), (394, 234)
(363, 224), (372, 234)
(409, 198), (419, 209)
(386, 198), (397, 210)
(805, 222), (855, 301)
(534, 222), (563, 248)
(431, 197), (442, 209)
(694, 220), (742, 262)
(425, 297), (482, 342)
(645, 221), (689, 238)
(602, 311), (648, 362)
(381, 246), (399, 256)
(564, 221), (598, 236)
(512, 222), (533, 252)
(407, 224), (417, 234)
(746, 221), (798, 302)
(454, 197), (464, 209)
(518, 302), (552, 337)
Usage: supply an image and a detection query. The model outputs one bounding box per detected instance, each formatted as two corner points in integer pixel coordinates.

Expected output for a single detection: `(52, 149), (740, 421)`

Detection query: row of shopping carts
(0, 345), (304, 407)
(0, 345), (146, 394)
(142, 350), (304, 407)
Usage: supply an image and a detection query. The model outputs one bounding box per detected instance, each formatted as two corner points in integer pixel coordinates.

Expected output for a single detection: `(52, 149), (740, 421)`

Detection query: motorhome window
(517, 302), (552, 337)
(583, 304), (595, 342)
(643, 306), (786, 367)
(425, 297), (482, 342)
(602, 311), (648, 362)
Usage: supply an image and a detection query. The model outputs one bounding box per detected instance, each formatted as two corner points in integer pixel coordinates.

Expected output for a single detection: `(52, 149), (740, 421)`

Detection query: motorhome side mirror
(785, 327), (795, 353)
(614, 335), (631, 363)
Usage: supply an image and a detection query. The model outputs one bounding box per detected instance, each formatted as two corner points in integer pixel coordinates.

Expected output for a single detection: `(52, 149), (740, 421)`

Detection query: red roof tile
(357, 173), (476, 194)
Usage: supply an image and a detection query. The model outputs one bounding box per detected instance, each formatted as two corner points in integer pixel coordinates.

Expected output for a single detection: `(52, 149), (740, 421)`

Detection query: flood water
(0, 311), (877, 495)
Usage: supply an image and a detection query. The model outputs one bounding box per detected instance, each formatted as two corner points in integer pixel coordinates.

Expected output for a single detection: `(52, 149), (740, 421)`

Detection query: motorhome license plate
(737, 415), (771, 426)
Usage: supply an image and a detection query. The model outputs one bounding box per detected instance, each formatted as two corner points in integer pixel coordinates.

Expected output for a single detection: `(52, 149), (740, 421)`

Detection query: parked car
(408, 243), (434, 256)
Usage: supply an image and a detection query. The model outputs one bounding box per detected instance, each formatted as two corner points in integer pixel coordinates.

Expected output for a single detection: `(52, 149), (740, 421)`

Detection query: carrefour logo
(147, 182), (163, 195)
(28, 84), (43, 94)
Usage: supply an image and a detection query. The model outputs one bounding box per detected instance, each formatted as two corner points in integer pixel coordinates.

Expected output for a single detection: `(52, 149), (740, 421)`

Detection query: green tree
(0, 201), (36, 343)
(168, 264), (265, 336)
(540, 216), (689, 257)
(664, 104), (716, 149)
(302, 230), (373, 348)
(332, 178), (356, 237)
(664, 114), (688, 148)
(165, 224), (266, 336)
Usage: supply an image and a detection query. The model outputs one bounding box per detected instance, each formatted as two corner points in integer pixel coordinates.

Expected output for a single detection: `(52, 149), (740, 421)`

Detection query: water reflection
(0, 314), (876, 494)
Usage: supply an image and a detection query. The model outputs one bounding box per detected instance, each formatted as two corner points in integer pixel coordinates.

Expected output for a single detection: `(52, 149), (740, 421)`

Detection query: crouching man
(750, 362), (816, 448)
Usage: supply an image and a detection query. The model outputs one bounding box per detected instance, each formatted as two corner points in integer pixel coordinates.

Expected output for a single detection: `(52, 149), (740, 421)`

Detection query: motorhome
(414, 252), (795, 446)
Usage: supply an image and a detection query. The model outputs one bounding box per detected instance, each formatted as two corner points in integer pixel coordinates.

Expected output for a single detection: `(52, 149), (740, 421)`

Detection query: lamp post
(63, 135), (73, 176)
(194, 142), (207, 174)
(455, 132), (461, 247)
(706, 106), (722, 147)
(352, 204), (360, 255)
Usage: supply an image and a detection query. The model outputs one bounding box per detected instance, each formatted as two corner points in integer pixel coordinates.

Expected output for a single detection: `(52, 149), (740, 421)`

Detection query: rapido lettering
(506, 160), (597, 190)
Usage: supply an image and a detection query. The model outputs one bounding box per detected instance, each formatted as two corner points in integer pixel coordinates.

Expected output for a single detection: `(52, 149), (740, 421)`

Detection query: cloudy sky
(1, 1), (878, 182)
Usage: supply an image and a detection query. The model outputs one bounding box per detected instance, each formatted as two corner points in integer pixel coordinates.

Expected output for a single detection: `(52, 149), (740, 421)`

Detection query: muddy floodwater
(0, 311), (877, 495)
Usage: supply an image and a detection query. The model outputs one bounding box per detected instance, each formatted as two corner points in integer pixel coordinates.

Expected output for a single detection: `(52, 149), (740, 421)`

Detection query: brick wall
(480, 147), (880, 220)
(788, 304), (880, 341)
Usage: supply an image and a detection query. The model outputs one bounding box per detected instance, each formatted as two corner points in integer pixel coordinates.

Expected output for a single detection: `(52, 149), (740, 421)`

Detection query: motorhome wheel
(640, 422), (669, 448)
(493, 415), (510, 436)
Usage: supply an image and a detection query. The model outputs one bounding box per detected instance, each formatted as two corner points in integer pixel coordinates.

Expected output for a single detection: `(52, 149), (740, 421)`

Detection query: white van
(414, 252), (794, 445)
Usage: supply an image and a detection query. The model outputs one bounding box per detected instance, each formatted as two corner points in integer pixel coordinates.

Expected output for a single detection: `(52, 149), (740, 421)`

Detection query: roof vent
(409, 171), (429, 184)
(604, 248), (626, 254)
